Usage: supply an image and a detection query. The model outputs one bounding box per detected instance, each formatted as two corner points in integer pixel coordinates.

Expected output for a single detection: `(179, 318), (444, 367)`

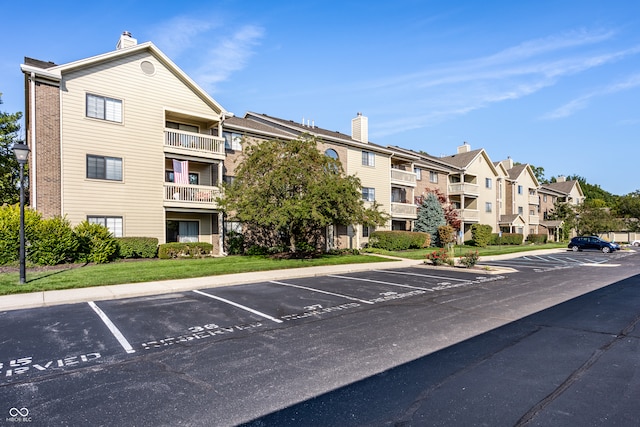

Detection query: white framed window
(86, 94), (122, 122)
(361, 151), (375, 167)
(485, 202), (492, 213)
(88, 216), (123, 237)
(486, 178), (492, 189)
(362, 225), (374, 238)
(429, 171), (438, 183)
(362, 187), (375, 202)
(414, 167), (421, 180)
(165, 170), (199, 185)
(223, 132), (242, 150)
(87, 155), (122, 181)
(518, 185), (523, 195)
(518, 206), (524, 215)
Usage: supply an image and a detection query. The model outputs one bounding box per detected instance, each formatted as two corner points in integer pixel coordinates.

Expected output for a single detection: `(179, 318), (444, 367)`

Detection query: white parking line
(372, 269), (472, 282)
(547, 256), (571, 263)
(193, 290), (283, 323)
(88, 301), (135, 354)
(269, 281), (374, 304)
(328, 274), (435, 292)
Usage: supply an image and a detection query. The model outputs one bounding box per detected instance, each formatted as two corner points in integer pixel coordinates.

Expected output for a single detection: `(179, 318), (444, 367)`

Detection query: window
(166, 220), (199, 243)
(518, 185), (523, 195)
(429, 171), (438, 183)
(362, 225), (374, 238)
(86, 94), (122, 122)
(362, 187), (375, 202)
(166, 121), (198, 133)
(485, 202), (492, 213)
(486, 178), (492, 189)
(361, 151), (375, 167)
(165, 171), (199, 185)
(518, 206), (524, 215)
(325, 149), (339, 160)
(391, 187), (406, 203)
(223, 132), (242, 150)
(88, 216), (123, 237)
(543, 195), (548, 202)
(87, 155), (122, 181)
(414, 167), (421, 180)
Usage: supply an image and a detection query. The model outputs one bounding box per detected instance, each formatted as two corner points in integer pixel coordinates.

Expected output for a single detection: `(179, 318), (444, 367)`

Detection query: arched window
(325, 149), (339, 160)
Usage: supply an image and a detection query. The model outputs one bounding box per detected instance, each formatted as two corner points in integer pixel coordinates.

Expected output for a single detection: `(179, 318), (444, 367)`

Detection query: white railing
(529, 194), (539, 205)
(164, 184), (220, 204)
(164, 129), (225, 156)
(391, 202), (418, 218)
(448, 182), (479, 196)
(529, 214), (540, 225)
(457, 209), (479, 221)
(391, 169), (417, 186)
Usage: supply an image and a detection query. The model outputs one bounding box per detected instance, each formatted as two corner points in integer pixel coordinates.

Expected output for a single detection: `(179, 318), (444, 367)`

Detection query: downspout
(29, 72), (37, 209)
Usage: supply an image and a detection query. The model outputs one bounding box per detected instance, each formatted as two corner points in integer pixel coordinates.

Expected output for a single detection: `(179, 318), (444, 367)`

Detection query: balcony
(164, 184), (221, 210)
(448, 182), (479, 196)
(391, 202), (418, 219)
(529, 214), (540, 225)
(164, 129), (225, 160)
(456, 209), (479, 222)
(529, 194), (539, 205)
(390, 169), (417, 187)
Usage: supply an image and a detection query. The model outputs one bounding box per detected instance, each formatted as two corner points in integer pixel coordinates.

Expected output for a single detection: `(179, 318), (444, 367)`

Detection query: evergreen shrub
(369, 231), (431, 251)
(471, 224), (493, 247)
(158, 242), (213, 259)
(116, 237), (158, 259)
(29, 216), (78, 265)
(74, 221), (118, 264)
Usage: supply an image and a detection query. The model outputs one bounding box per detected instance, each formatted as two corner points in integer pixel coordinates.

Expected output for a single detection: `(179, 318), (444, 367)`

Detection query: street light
(13, 143), (30, 284)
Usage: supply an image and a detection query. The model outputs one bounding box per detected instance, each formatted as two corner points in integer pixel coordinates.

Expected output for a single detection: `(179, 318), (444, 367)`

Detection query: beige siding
(60, 50), (222, 242)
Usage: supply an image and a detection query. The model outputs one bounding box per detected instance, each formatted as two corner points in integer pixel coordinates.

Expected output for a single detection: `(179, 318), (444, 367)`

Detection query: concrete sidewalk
(0, 248), (566, 312)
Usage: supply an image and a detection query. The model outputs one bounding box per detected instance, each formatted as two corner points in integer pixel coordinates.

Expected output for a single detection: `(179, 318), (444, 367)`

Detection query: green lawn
(0, 254), (389, 296)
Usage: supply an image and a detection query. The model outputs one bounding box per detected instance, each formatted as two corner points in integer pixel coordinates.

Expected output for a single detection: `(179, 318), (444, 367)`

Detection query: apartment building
(538, 177), (584, 241)
(497, 158), (541, 237)
(222, 112), (401, 248)
(21, 32), (229, 253)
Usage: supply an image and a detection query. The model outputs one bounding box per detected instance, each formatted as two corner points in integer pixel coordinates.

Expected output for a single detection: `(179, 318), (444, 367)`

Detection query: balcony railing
(391, 202), (418, 219)
(164, 184), (220, 207)
(456, 209), (479, 222)
(164, 129), (225, 158)
(448, 182), (479, 196)
(390, 169), (417, 186)
(529, 214), (540, 225)
(529, 194), (539, 205)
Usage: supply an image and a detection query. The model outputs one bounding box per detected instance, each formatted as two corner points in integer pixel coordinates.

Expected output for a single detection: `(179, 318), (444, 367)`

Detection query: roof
(21, 41), (228, 116)
(541, 180), (583, 196)
(499, 214), (525, 225)
(439, 148), (500, 176)
(507, 164), (527, 180)
(540, 220), (564, 228)
(223, 116), (295, 139)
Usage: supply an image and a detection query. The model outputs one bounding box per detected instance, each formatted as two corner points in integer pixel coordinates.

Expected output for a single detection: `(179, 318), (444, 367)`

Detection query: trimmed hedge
(471, 224), (493, 247)
(158, 242), (213, 259)
(526, 233), (548, 244)
(116, 237), (158, 259)
(368, 231), (431, 251)
(490, 233), (524, 245)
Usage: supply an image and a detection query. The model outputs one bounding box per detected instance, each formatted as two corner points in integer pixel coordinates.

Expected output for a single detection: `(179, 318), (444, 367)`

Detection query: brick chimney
(351, 112), (368, 143)
(116, 31), (137, 50)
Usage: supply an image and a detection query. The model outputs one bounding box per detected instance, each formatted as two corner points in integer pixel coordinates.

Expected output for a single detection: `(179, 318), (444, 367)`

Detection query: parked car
(568, 236), (620, 253)
(631, 240), (640, 247)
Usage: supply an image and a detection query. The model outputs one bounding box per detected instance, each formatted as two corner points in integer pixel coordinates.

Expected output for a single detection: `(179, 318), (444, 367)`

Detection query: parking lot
(1, 248), (638, 425)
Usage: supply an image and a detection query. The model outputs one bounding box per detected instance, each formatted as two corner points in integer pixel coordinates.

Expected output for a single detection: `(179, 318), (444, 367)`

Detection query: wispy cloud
(364, 29), (640, 138)
(149, 16), (264, 92)
(542, 72), (640, 120)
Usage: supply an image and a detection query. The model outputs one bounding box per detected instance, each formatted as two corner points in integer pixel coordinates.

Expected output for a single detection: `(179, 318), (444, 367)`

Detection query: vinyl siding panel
(60, 50), (223, 241)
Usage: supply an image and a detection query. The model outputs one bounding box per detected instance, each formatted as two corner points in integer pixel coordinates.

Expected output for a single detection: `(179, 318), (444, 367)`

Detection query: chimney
(351, 112), (368, 143)
(457, 141), (471, 154)
(116, 31), (137, 50)
(502, 156), (513, 170)
(557, 175), (566, 182)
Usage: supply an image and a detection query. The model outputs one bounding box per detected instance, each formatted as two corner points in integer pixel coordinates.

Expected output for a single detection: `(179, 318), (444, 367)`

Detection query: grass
(0, 254), (388, 296)
(363, 242), (568, 260)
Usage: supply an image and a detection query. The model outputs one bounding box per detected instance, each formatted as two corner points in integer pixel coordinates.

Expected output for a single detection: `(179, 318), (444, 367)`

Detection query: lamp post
(13, 143), (30, 284)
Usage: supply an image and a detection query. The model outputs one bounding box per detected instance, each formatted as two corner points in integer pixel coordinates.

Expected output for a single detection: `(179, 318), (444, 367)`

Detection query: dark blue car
(568, 236), (620, 253)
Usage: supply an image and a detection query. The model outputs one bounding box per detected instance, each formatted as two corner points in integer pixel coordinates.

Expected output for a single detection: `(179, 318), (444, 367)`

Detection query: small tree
(0, 111), (24, 205)
(414, 193), (446, 246)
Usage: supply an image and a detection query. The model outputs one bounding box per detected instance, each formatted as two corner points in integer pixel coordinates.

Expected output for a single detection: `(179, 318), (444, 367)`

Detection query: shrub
(116, 237), (158, 259)
(29, 216), (78, 265)
(490, 233), (524, 245)
(158, 242), (213, 259)
(459, 250), (479, 268)
(369, 231), (430, 251)
(246, 245), (269, 256)
(437, 225), (456, 247)
(0, 204), (41, 265)
(74, 221), (118, 264)
(471, 224), (492, 247)
(425, 247), (453, 266)
(226, 230), (244, 255)
(526, 233), (547, 244)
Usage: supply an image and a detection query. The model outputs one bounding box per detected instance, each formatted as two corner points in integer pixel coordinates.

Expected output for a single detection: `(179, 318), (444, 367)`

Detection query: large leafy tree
(575, 204), (624, 236)
(0, 110), (24, 205)
(220, 135), (387, 253)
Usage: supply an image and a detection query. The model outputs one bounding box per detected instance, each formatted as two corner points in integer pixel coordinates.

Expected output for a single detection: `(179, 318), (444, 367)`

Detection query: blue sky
(2, 1), (639, 195)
